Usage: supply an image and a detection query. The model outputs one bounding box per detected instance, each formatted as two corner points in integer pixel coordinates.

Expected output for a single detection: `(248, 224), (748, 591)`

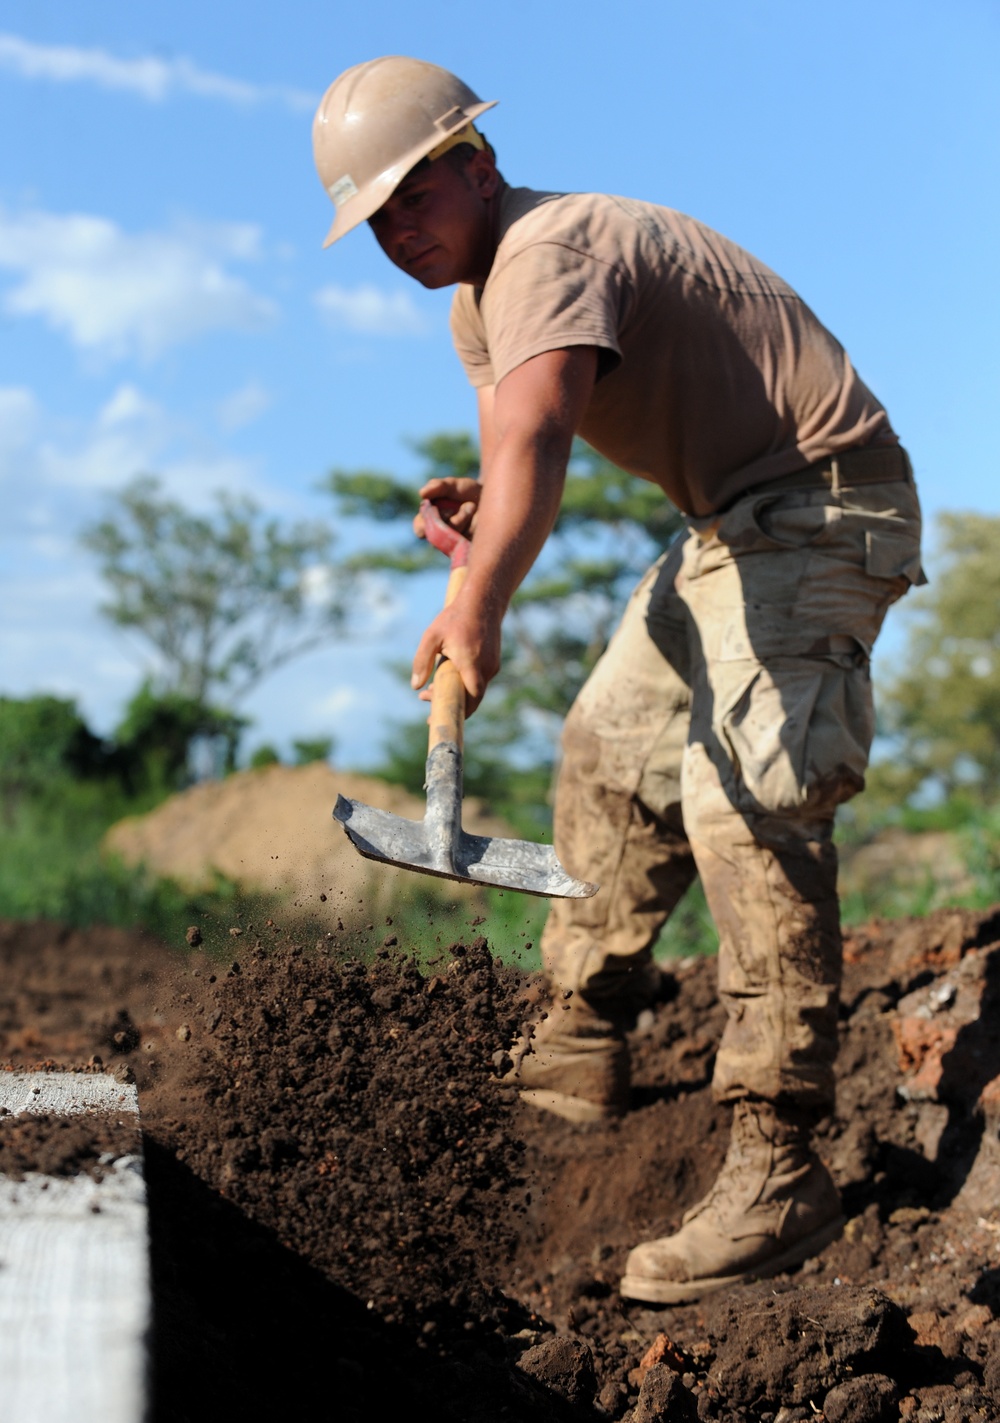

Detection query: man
(313, 57), (923, 1304)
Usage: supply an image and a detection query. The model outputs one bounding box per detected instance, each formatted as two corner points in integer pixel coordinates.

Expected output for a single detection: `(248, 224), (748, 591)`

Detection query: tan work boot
(508, 997), (630, 1124)
(619, 1099), (845, 1303)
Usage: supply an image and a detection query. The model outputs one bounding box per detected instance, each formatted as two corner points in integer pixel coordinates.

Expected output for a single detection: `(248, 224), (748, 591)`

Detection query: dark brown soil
(2, 909), (1000, 1422)
(0, 1106), (139, 1180)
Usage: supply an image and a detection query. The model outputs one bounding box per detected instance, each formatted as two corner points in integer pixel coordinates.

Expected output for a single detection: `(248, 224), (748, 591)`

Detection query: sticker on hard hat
(328, 175), (359, 208)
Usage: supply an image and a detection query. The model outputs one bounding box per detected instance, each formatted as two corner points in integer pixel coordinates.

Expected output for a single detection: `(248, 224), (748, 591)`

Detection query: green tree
(113, 681), (247, 794)
(82, 475), (345, 708)
(0, 695), (108, 817)
(292, 736), (335, 765)
(324, 433), (682, 827)
(869, 512), (1000, 810)
(248, 744), (283, 769)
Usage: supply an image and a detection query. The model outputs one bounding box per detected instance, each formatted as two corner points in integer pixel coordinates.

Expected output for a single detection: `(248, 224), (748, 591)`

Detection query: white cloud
(0, 208), (277, 362)
(0, 380), (267, 505)
(98, 384), (162, 428)
(0, 32), (316, 111)
(314, 283), (429, 337)
(0, 386), (40, 447)
(300, 563), (339, 608)
(318, 686), (367, 717)
(217, 381), (273, 432)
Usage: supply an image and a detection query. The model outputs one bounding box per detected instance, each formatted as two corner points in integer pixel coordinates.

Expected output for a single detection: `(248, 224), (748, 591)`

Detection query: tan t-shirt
(450, 187), (895, 516)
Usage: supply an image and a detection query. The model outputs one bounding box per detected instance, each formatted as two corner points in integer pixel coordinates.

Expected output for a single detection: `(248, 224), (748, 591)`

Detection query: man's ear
(467, 148), (501, 200)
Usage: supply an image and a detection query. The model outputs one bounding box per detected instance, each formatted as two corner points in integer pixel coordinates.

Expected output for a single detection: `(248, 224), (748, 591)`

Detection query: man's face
(368, 151), (498, 289)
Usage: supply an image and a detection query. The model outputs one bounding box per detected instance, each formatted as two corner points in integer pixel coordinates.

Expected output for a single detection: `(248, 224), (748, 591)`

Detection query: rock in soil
(2, 905), (1000, 1421)
(631, 1361), (698, 1422)
(516, 1335), (597, 1406)
(822, 1373), (899, 1423)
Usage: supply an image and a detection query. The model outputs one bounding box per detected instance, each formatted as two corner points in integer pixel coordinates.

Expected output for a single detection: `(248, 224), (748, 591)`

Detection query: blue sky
(2, 1), (998, 765)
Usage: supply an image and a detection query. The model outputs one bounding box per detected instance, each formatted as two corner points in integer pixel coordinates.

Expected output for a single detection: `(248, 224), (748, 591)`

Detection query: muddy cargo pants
(541, 453), (923, 1110)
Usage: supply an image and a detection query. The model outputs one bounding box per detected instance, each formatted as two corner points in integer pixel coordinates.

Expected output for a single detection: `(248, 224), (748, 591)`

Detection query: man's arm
(411, 344), (598, 713)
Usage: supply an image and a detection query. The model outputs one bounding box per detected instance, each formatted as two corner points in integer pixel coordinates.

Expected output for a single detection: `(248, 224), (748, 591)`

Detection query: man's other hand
(413, 478), (481, 539)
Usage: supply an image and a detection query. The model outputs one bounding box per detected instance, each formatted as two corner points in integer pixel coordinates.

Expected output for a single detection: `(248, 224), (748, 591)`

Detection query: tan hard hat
(313, 56), (497, 248)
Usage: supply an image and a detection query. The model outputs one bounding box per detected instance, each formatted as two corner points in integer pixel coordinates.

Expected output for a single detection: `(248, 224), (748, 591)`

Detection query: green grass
(0, 778), (250, 956)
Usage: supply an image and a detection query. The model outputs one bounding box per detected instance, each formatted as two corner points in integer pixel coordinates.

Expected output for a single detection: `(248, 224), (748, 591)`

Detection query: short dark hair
(406, 135), (498, 181)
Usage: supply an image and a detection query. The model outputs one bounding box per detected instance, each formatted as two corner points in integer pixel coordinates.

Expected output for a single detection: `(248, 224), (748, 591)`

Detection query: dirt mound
(103, 762), (513, 915)
(146, 936), (527, 1330)
(3, 907), (1000, 1421)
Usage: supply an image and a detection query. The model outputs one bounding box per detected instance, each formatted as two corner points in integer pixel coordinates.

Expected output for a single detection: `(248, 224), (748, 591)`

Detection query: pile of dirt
(103, 761), (512, 917)
(3, 906), (1000, 1422)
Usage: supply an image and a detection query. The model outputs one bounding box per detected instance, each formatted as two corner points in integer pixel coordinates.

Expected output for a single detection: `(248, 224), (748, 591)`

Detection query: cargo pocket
(715, 657), (875, 819)
(708, 491), (837, 558)
(751, 495), (840, 551)
(865, 526), (925, 587)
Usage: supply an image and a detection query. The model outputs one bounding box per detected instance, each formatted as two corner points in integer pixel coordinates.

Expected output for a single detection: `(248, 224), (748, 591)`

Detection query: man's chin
(410, 267), (454, 290)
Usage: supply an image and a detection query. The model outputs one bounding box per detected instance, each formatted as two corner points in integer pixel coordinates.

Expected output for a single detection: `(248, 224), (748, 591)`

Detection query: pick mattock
(333, 501), (598, 899)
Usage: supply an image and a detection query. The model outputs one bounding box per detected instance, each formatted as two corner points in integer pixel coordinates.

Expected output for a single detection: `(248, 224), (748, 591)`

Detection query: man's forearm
(461, 422), (570, 618)
(410, 346), (597, 707)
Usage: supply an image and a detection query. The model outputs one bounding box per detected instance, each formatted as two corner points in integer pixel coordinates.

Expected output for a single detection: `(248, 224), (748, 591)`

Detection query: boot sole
(519, 1087), (625, 1124)
(618, 1214), (847, 1305)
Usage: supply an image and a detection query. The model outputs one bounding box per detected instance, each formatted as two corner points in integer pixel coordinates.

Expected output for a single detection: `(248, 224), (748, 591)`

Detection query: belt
(750, 444), (912, 498)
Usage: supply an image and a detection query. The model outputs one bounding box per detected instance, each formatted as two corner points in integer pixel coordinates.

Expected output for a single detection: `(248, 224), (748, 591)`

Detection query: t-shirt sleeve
(478, 241), (625, 387)
(449, 285), (495, 388)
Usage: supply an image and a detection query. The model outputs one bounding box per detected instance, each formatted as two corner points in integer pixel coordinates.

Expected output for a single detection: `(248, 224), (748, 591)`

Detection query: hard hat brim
(321, 97), (498, 249)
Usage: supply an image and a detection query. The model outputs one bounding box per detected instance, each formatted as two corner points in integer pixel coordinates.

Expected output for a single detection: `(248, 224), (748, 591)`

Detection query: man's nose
(395, 210), (420, 243)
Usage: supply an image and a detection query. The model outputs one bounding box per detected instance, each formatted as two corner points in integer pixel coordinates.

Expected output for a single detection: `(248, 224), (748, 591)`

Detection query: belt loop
(830, 456), (841, 495)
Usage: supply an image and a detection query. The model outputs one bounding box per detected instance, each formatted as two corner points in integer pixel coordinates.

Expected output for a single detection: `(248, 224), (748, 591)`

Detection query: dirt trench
(3, 906), (1000, 1422)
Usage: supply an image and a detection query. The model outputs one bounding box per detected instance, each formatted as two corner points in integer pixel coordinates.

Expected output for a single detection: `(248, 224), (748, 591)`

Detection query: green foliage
(292, 736), (335, 765)
(81, 475), (345, 707)
(557, 447), (681, 552)
(114, 682), (247, 794)
(872, 512), (1000, 809)
(327, 469), (423, 522)
(0, 736), (154, 918)
(0, 695), (107, 813)
(328, 433), (479, 522)
(415, 431), (481, 483)
(0, 792), (273, 952)
(248, 744), (282, 769)
(323, 435), (481, 578)
(654, 880), (720, 959)
(0, 692), (237, 938)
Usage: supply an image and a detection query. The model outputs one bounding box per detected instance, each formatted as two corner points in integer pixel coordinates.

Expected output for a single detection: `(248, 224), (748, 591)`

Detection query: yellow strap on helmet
(427, 121), (485, 162)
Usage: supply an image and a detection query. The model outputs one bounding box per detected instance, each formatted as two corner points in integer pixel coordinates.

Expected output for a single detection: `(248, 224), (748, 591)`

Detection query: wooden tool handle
(428, 565), (467, 754)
